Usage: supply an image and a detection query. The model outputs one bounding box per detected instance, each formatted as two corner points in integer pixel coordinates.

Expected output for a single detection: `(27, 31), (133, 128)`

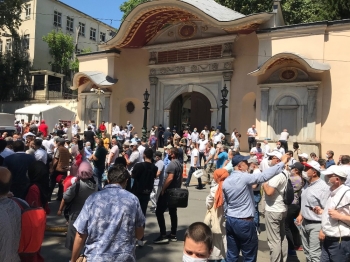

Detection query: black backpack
(132, 162), (155, 195)
(282, 172), (294, 205)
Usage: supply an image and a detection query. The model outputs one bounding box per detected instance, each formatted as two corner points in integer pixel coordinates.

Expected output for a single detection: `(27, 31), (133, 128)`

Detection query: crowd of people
(1, 119), (350, 262)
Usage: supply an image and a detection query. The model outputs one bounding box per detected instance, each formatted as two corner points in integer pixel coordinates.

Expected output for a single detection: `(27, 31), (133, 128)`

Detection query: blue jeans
(185, 166), (203, 188)
(320, 237), (350, 261)
(93, 166), (104, 190)
(226, 216), (258, 262)
(253, 191), (261, 230)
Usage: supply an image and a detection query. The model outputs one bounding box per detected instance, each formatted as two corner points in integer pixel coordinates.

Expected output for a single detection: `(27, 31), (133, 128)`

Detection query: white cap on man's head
(166, 127), (170, 130)
(298, 153), (309, 159)
(302, 160), (321, 172)
(266, 151), (282, 160)
(322, 165), (347, 178)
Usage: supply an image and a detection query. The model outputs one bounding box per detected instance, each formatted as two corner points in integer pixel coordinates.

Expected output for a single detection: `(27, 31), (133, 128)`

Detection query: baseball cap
(166, 127), (170, 130)
(248, 156), (259, 165)
(298, 153), (309, 159)
(267, 151), (282, 160)
(123, 140), (130, 146)
(130, 141), (138, 146)
(302, 160), (321, 172)
(321, 165), (347, 178)
(232, 154), (250, 167)
(290, 162), (304, 173)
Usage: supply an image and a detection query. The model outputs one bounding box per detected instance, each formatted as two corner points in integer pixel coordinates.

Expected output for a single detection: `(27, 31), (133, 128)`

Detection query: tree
(0, 0), (24, 35)
(42, 30), (76, 77)
(0, 36), (32, 101)
(120, 0), (148, 20)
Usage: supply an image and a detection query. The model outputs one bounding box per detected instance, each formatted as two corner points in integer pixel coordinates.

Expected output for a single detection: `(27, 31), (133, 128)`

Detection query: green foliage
(0, 36), (32, 101)
(120, 0), (148, 20)
(42, 30), (76, 76)
(0, 0), (24, 35)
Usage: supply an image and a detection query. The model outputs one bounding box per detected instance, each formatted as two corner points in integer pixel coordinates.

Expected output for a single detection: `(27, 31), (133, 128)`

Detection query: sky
(60, 0), (126, 29)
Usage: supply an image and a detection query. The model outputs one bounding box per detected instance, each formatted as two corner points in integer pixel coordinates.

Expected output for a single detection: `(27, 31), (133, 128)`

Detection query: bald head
(0, 167), (11, 196)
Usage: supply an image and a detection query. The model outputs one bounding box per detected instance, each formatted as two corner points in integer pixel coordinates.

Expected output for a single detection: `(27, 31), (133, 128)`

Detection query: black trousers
(199, 151), (206, 167)
(248, 137), (256, 151)
(285, 203), (301, 250)
(49, 171), (67, 200)
(279, 140), (288, 152)
(155, 192), (178, 236)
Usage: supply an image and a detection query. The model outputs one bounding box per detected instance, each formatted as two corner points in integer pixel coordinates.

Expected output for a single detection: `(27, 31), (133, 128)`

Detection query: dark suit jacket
(3, 152), (36, 199)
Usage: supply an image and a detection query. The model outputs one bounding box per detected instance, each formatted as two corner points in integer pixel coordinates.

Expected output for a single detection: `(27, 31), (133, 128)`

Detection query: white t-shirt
(250, 147), (262, 154)
(197, 139), (208, 152)
(274, 147), (285, 155)
(190, 132), (199, 143)
(138, 145), (145, 163)
(200, 130), (210, 141)
(71, 124), (80, 135)
(280, 131), (289, 141)
(109, 145), (119, 164)
(213, 132), (225, 144)
(247, 128), (257, 137)
(112, 125), (120, 136)
(190, 148), (200, 167)
(263, 144), (271, 158)
(265, 172), (288, 212)
(231, 132), (236, 141)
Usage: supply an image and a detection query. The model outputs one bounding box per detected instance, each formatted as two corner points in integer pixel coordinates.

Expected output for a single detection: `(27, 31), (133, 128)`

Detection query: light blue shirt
(223, 162), (285, 218)
(74, 184), (145, 261)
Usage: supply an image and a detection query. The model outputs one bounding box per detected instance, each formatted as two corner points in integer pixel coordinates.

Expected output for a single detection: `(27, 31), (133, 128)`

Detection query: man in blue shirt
(223, 153), (289, 262)
(214, 144), (228, 169)
(325, 150), (335, 168)
(71, 165), (145, 262)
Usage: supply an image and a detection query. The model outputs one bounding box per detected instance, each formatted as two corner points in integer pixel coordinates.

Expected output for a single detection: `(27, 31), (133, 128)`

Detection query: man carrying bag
(154, 147), (184, 244)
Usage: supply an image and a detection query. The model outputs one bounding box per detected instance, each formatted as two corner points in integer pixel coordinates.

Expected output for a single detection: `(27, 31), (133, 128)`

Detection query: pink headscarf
(77, 161), (93, 180)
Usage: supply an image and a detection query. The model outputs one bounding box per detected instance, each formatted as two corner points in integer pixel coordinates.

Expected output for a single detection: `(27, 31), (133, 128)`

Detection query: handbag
(193, 168), (205, 178)
(167, 188), (189, 208)
(203, 206), (222, 234)
(76, 255), (87, 262)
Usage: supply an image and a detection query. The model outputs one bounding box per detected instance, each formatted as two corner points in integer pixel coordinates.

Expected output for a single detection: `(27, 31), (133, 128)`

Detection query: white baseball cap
(266, 151), (282, 160)
(322, 165), (347, 178)
(302, 160), (321, 172)
(298, 153), (309, 159)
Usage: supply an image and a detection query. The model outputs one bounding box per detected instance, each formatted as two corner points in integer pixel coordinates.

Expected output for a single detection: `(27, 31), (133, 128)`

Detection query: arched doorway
(170, 92), (211, 131)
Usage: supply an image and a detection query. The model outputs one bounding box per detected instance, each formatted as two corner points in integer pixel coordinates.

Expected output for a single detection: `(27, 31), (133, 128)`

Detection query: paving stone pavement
(42, 163), (306, 262)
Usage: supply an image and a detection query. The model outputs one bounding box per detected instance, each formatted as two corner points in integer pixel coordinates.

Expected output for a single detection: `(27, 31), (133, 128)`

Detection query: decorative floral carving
(178, 21), (197, 39)
(160, 68), (168, 74)
(211, 63), (218, 71)
(191, 65), (198, 72)
(149, 77), (158, 85)
(179, 66), (185, 73)
(150, 69), (156, 75)
(224, 62), (232, 69)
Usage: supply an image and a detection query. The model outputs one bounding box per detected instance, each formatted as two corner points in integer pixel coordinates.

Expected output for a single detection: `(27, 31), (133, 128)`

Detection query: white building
(0, 0), (116, 71)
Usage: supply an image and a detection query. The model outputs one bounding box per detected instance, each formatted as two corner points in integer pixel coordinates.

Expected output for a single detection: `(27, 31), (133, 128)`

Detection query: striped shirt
(301, 178), (330, 221)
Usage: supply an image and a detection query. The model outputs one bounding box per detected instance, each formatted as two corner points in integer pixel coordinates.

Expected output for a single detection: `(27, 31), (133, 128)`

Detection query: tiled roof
(180, 0), (245, 21)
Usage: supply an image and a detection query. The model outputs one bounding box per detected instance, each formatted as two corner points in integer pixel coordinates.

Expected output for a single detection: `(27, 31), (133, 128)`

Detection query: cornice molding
(143, 35), (237, 52)
(259, 81), (321, 88)
(257, 24), (327, 40)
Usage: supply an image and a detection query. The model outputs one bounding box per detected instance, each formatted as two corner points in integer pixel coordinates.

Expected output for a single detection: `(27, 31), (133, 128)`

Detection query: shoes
(183, 183), (189, 187)
(288, 250), (297, 257)
(153, 235), (169, 244)
(137, 240), (144, 247)
(195, 186), (205, 190)
(167, 234), (177, 242)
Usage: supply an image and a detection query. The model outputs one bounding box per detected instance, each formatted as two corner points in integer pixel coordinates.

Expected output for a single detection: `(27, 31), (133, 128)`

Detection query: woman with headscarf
(204, 168), (229, 262)
(25, 161), (50, 214)
(59, 160), (97, 251)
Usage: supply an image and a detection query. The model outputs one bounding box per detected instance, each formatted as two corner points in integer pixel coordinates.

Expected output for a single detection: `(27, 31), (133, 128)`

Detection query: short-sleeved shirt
(213, 133), (225, 144)
(190, 132), (199, 143)
(216, 151), (228, 168)
(290, 174), (303, 205)
(190, 148), (200, 167)
(109, 145), (119, 164)
(132, 162), (157, 194)
(265, 172), (288, 212)
(126, 124), (134, 132)
(280, 131), (289, 141)
(74, 184), (145, 261)
(200, 130), (210, 140)
(164, 159), (183, 189)
(197, 139), (208, 152)
(247, 128), (257, 137)
(207, 147), (216, 164)
(154, 160), (164, 186)
(128, 151), (140, 171)
(93, 146), (108, 169)
(84, 131), (95, 143)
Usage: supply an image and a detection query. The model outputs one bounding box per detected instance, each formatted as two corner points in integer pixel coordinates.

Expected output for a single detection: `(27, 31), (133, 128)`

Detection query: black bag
(167, 188), (189, 208)
(64, 181), (80, 220)
(282, 172), (294, 205)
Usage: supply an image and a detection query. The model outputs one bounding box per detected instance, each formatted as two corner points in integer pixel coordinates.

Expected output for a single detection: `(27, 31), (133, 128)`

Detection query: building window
(90, 28), (96, 41)
(5, 39), (11, 52)
(25, 4), (31, 19)
(66, 16), (74, 32)
(24, 34), (30, 49)
(78, 22), (85, 37)
(100, 32), (106, 42)
(54, 11), (62, 27)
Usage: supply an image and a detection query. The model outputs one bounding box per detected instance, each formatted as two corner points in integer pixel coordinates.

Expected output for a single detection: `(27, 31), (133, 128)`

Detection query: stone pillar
(222, 71), (233, 133)
(149, 77), (158, 130)
(210, 108), (218, 128)
(260, 87), (270, 139)
(164, 109), (170, 128)
(306, 87), (318, 141)
(60, 77), (64, 97)
(44, 74), (49, 100)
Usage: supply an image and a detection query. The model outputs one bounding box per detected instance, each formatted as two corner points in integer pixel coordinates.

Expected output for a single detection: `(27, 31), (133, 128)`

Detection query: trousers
(185, 166), (203, 188)
(155, 192), (178, 236)
(265, 211), (288, 262)
(285, 204), (301, 250)
(226, 216), (258, 262)
(300, 220), (322, 262)
(253, 191), (261, 230)
(248, 137), (256, 151)
(320, 237), (350, 261)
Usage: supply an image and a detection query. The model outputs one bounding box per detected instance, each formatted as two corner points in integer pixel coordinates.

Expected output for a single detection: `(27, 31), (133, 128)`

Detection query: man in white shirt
(200, 125), (210, 141)
(247, 125), (258, 151)
(262, 140), (271, 158)
(107, 138), (119, 167)
(183, 142), (202, 189)
(42, 135), (55, 159)
(313, 166), (350, 261)
(138, 140), (146, 163)
(204, 142), (216, 183)
(190, 128), (199, 144)
(230, 128), (237, 144)
(279, 129), (289, 152)
(197, 134), (208, 167)
(250, 142), (262, 156)
(212, 129), (225, 146)
(112, 123), (120, 138)
(71, 120), (81, 136)
(34, 139), (47, 164)
(262, 151), (288, 262)
(274, 141), (285, 155)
